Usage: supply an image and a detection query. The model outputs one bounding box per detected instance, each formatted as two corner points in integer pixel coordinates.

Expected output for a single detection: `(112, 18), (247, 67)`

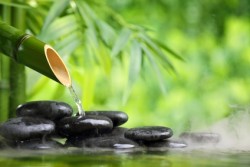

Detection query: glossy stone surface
(57, 115), (113, 137)
(85, 111), (128, 126)
(0, 117), (55, 140)
(67, 136), (138, 149)
(16, 139), (63, 150)
(179, 132), (220, 144)
(143, 139), (187, 148)
(16, 101), (73, 121)
(125, 126), (173, 141)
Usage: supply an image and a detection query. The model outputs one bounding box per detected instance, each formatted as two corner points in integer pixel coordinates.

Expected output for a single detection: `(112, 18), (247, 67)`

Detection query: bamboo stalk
(0, 3), (11, 121)
(8, 1), (26, 118)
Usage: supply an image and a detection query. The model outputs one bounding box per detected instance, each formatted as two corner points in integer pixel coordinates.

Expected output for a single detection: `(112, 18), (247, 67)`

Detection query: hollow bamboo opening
(44, 45), (71, 87)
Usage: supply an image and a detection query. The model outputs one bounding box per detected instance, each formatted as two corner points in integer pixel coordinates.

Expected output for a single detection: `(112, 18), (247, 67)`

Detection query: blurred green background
(0, 0), (250, 134)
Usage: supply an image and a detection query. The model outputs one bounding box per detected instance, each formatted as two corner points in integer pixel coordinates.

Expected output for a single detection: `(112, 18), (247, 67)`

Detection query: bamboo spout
(0, 21), (71, 86)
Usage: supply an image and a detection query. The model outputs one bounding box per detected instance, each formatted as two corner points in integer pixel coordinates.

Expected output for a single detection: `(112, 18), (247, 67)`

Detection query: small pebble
(125, 126), (173, 141)
(16, 101), (73, 121)
(0, 117), (55, 141)
(57, 115), (113, 137)
(85, 111), (128, 126)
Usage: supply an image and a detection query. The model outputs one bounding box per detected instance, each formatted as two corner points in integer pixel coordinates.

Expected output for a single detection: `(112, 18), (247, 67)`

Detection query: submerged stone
(16, 101), (73, 121)
(179, 132), (220, 144)
(67, 136), (138, 149)
(0, 117), (55, 141)
(85, 111), (128, 126)
(57, 115), (113, 137)
(16, 139), (63, 150)
(125, 126), (173, 141)
(143, 139), (187, 148)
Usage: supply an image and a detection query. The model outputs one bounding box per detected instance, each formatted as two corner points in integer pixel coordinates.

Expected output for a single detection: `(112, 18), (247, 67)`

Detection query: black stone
(16, 139), (63, 150)
(102, 127), (128, 137)
(0, 117), (55, 141)
(85, 111), (128, 126)
(67, 136), (138, 149)
(125, 126), (173, 141)
(16, 101), (73, 121)
(57, 115), (113, 137)
(179, 132), (220, 144)
(143, 139), (187, 148)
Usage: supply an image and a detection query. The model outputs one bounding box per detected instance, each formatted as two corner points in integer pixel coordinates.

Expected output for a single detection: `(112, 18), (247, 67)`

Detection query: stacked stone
(0, 101), (72, 149)
(0, 101), (212, 150)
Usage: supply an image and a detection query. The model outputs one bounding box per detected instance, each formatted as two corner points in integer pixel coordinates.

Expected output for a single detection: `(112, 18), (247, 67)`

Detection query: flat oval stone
(125, 126), (173, 141)
(57, 115), (113, 137)
(67, 136), (138, 149)
(143, 139), (187, 148)
(16, 139), (63, 150)
(85, 111), (128, 126)
(16, 101), (73, 121)
(0, 117), (55, 141)
(179, 132), (220, 144)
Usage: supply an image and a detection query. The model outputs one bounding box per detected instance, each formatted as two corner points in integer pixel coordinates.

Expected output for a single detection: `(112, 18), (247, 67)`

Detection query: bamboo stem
(8, 1), (26, 118)
(0, 3), (11, 121)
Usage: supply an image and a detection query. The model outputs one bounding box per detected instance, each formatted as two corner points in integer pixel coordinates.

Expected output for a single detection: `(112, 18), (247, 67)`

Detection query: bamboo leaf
(39, 15), (78, 41)
(128, 39), (142, 85)
(140, 33), (176, 72)
(152, 38), (184, 61)
(41, 0), (70, 32)
(111, 28), (131, 57)
(141, 44), (167, 94)
(0, 1), (30, 8)
(122, 39), (142, 103)
(96, 20), (116, 47)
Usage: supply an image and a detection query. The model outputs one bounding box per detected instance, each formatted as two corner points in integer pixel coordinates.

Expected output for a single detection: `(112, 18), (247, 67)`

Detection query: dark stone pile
(0, 101), (220, 150)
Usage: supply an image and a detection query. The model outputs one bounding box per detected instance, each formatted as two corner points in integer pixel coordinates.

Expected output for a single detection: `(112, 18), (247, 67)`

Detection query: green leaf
(141, 44), (167, 94)
(96, 20), (116, 47)
(111, 28), (131, 57)
(128, 39), (142, 85)
(140, 33), (176, 73)
(0, 1), (30, 8)
(41, 0), (70, 33)
(153, 38), (184, 61)
(39, 15), (78, 41)
(123, 39), (142, 103)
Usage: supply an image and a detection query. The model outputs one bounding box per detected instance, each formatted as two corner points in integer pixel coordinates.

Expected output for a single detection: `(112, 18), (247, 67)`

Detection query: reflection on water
(1, 148), (250, 167)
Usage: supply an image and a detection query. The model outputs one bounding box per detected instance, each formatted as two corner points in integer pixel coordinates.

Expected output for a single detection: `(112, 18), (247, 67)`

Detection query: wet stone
(85, 111), (128, 127)
(57, 115), (113, 137)
(102, 127), (128, 137)
(16, 139), (63, 150)
(179, 132), (220, 144)
(16, 101), (73, 121)
(0, 117), (55, 141)
(143, 139), (187, 148)
(125, 126), (173, 141)
(67, 136), (138, 149)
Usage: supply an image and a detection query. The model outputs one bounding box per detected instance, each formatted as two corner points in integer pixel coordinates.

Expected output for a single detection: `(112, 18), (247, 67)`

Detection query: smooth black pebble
(0, 117), (55, 141)
(16, 101), (73, 121)
(125, 126), (173, 141)
(179, 132), (220, 144)
(16, 139), (63, 150)
(67, 136), (138, 149)
(85, 111), (128, 126)
(57, 115), (113, 137)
